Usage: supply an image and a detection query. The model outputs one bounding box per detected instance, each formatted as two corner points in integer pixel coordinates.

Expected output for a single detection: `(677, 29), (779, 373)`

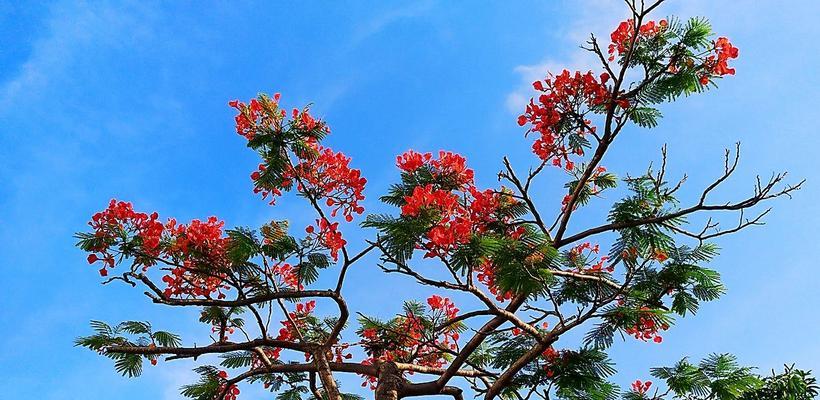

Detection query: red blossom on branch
(517, 70), (620, 166)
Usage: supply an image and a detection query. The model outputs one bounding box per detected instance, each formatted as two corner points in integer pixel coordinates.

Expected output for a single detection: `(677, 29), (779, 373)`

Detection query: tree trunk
(314, 351), (342, 400)
(375, 362), (402, 400)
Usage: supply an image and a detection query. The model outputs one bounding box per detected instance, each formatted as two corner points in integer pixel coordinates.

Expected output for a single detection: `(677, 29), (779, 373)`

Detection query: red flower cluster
(517, 70), (620, 165)
(295, 146), (367, 222)
(625, 308), (668, 344)
(700, 37), (739, 84)
(401, 184), (460, 218)
(475, 259), (515, 301)
(250, 149), (366, 211)
(631, 379), (653, 395)
(275, 300), (316, 344)
(396, 151), (523, 259)
(608, 19), (668, 61)
(86, 200), (165, 276)
(652, 248), (669, 262)
(216, 370), (241, 400)
(254, 347), (284, 369)
(360, 313), (449, 367)
(161, 262), (230, 300)
(569, 242), (613, 273)
(232, 94), (366, 264)
(229, 93), (322, 141)
(403, 185), (520, 258)
(85, 200), (232, 299)
(254, 301), (325, 364)
(396, 150), (431, 172)
(426, 295), (460, 351)
(229, 97), (267, 140)
(397, 150), (475, 188)
(162, 217), (231, 299)
(305, 218), (347, 262)
(358, 298), (462, 389)
(541, 346), (567, 378)
(427, 295), (459, 320)
(269, 262), (300, 290)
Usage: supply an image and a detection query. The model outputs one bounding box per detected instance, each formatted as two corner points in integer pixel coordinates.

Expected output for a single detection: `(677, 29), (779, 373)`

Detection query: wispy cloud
(504, 0), (626, 114)
(0, 0), (155, 109)
(348, 0), (436, 47)
(504, 0), (726, 115)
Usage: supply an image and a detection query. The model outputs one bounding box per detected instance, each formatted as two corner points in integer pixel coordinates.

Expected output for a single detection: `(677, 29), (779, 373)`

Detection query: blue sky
(1, 1), (819, 399)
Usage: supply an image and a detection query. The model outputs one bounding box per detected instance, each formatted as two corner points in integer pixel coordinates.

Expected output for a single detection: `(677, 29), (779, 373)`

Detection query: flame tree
(75, 1), (816, 399)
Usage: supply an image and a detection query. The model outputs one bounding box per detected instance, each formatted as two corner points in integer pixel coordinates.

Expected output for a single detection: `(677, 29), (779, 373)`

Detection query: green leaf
(118, 321), (152, 335)
(153, 331), (182, 348)
(181, 366), (222, 400)
(628, 107), (663, 128)
(227, 227), (261, 263)
(112, 353), (143, 378)
(220, 351), (255, 369)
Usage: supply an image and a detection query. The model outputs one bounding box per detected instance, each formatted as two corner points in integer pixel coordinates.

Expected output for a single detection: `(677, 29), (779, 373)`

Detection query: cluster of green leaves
(75, 225), (157, 269)
(607, 174), (680, 266)
(74, 320), (181, 377)
(549, 350), (619, 400)
(636, 354), (817, 400)
(630, 244), (724, 316)
(584, 305), (673, 350)
(244, 94), (329, 195)
(575, 171), (726, 350)
(356, 300), (465, 363)
(564, 164), (619, 208)
(181, 366), (229, 400)
(199, 306), (246, 336)
(622, 17), (727, 128)
(183, 357), (365, 400)
(293, 308), (342, 345)
(226, 221), (332, 288)
(488, 229), (560, 297)
(741, 365), (819, 400)
(488, 333), (619, 400)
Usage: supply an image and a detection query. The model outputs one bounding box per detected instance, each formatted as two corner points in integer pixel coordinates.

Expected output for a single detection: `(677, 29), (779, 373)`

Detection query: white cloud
(504, 0), (625, 114)
(505, 52), (601, 114)
(504, 0), (725, 115)
(348, 0), (436, 47)
(0, 0), (155, 109)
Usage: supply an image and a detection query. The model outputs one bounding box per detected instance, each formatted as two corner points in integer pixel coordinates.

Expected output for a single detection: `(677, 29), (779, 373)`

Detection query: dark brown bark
(314, 351), (342, 400)
(375, 362), (402, 400)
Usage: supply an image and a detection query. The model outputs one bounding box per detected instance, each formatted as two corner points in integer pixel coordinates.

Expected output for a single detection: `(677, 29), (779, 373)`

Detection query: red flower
(85, 199), (166, 273)
(631, 380), (652, 395)
(625, 308), (668, 344)
(653, 248), (669, 262)
(305, 218), (347, 262)
(427, 295), (459, 319)
(401, 184), (460, 217)
(519, 70), (619, 165)
(700, 37), (739, 84)
(293, 146), (367, 222)
(396, 150), (432, 172)
(608, 19), (667, 61)
(397, 150), (474, 188)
